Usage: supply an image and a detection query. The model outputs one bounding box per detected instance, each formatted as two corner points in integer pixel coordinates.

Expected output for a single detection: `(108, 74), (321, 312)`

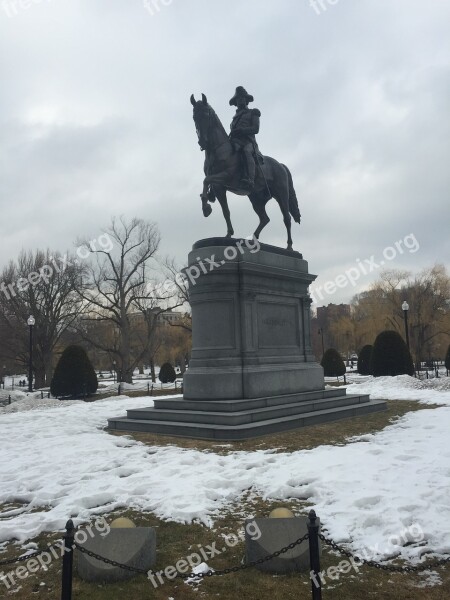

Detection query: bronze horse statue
(190, 93), (301, 250)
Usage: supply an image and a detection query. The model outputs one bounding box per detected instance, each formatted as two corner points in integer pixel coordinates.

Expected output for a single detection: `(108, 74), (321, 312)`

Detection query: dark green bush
(51, 345), (98, 398)
(357, 345), (373, 375)
(445, 344), (450, 371)
(321, 348), (346, 377)
(159, 362), (176, 383)
(371, 330), (414, 377)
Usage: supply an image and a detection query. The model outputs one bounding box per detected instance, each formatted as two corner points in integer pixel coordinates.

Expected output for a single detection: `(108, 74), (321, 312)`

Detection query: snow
(184, 562), (214, 585)
(1, 376), (450, 569)
(345, 374), (450, 406)
(0, 390), (81, 413)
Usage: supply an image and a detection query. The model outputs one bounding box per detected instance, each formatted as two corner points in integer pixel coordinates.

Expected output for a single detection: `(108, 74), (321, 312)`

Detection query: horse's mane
(206, 104), (228, 138)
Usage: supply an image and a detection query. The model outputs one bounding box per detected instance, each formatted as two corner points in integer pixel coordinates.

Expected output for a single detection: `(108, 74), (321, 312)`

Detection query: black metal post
(28, 324), (33, 392)
(403, 309), (410, 352)
(307, 509), (322, 600)
(61, 519), (75, 600)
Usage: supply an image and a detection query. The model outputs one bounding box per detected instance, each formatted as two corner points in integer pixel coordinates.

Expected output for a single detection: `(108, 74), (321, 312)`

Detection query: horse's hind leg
(275, 195), (293, 250)
(215, 187), (234, 237)
(250, 196), (270, 240)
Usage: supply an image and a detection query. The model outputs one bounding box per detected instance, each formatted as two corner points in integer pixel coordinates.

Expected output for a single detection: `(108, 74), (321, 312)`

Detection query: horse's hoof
(203, 204), (212, 217)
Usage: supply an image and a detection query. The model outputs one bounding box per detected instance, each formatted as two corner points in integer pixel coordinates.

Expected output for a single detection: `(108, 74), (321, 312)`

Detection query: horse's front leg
(214, 187), (234, 238)
(200, 173), (229, 220)
(200, 177), (212, 217)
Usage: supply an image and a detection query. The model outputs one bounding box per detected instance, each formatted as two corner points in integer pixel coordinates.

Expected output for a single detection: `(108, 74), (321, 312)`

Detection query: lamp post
(318, 329), (325, 357)
(345, 331), (351, 367)
(27, 315), (35, 392)
(402, 301), (410, 352)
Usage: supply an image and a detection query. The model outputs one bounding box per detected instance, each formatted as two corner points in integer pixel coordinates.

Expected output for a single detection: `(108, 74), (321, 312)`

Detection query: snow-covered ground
(1, 376), (450, 567)
(97, 379), (183, 395)
(335, 373), (450, 405)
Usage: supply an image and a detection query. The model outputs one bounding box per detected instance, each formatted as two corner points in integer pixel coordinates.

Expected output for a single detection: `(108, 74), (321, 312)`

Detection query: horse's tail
(283, 165), (301, 223)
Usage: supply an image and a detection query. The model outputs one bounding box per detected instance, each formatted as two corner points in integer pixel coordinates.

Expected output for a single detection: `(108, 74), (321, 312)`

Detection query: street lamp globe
(27, 315), (36, 326)
(402, 301), (409, 312)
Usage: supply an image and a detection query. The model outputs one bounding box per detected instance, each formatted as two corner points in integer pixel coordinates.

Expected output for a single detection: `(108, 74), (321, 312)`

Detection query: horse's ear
(190, 94), (196, 106)
(201, 93), (207, 105)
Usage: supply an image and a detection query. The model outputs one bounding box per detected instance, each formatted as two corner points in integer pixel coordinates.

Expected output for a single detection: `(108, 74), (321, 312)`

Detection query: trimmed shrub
(321, 348), (346, 377)
(159, 362), (176, 383)
(371, 330), (414, 377)
(51, 345), (98, 398)
(357, 345), (373, 375)
(445, 344), (450, 371)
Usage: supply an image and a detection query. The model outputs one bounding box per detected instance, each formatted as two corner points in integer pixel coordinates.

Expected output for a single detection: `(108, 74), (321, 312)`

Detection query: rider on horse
(229, 86), (261, 189)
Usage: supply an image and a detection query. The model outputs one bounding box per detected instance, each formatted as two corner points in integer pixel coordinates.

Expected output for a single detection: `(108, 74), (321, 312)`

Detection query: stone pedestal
(184, 238), (324, 400)
(107, 238), (386, 439)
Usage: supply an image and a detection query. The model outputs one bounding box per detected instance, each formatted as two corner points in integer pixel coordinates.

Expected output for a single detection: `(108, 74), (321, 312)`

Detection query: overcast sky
(1, 0), (449, 306)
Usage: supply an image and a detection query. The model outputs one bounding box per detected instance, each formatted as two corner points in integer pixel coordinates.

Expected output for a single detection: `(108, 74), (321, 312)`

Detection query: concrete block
(76, 528), (156, 583)
(245, 517), (320, 573)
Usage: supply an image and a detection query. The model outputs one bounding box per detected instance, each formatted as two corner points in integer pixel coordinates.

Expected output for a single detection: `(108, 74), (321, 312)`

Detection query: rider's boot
(241, 151), (255, 189)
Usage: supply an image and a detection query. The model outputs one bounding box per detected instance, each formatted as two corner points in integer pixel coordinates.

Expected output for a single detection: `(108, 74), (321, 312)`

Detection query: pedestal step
(108, 391), (387, 440)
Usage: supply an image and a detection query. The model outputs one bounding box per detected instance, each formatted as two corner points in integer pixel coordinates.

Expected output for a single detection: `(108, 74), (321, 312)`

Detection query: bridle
(194, 106), (212, 151)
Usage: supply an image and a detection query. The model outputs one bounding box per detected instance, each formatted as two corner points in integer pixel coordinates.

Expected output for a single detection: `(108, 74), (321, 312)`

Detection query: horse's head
(190, 93), (212, 151)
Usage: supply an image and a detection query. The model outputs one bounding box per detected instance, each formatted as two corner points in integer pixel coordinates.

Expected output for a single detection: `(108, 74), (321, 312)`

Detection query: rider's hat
(229, 86), (254, 106)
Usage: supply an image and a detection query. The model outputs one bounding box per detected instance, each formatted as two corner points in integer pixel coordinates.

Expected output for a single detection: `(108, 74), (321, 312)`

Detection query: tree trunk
(119, 314), (133, 384)
(150, 359), (156, 383)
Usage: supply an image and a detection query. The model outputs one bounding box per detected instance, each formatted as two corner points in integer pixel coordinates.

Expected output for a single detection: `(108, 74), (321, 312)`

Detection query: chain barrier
(178, 532), (310, 579)
(74, 533), (311, 579)
(74, 543), (148, 574)
(4, 517), (450, 600)
(319, 533), (450, 573)
(0, 545), (58, 567)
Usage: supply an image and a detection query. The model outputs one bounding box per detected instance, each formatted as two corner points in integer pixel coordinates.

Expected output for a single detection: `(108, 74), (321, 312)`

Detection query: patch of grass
(109, 399), (436, 454)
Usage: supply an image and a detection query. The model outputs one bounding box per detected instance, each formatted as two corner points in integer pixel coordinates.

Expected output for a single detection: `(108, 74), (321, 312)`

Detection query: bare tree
(77, 217), (182, 383)
(162, 257), (192, 332)
(348, 265), (450, 363)
(0, 249), (85, 388)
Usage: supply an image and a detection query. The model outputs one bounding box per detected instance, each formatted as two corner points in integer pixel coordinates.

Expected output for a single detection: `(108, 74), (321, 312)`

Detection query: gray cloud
(0, 0), (448, 304)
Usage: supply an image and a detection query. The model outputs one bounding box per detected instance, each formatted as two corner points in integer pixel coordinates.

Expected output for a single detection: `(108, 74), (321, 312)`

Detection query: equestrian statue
(190, 87), (301, 250)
